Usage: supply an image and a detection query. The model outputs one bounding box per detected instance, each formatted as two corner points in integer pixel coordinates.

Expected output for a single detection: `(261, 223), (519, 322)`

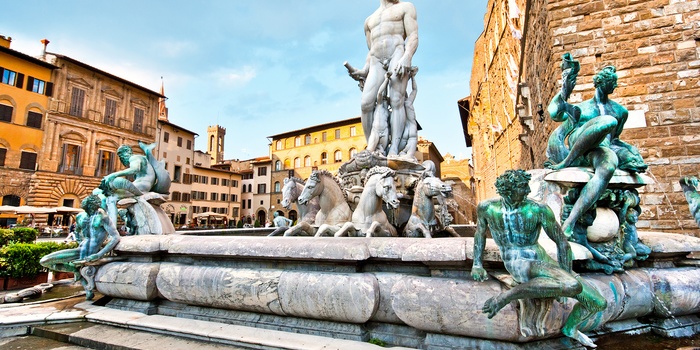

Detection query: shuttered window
(96, 150), (115, 176)
(104, 98), (117, 125)
(19, 151), (37, 170)
(26, 111), (42, 129)
(69, 87), (85, 117)
(0, 148), (6, 166)
(59, 144), (82, 174)
(0, 104), (12, 122)
(26, 76), (47, 94)
(133, 108), (144, 133)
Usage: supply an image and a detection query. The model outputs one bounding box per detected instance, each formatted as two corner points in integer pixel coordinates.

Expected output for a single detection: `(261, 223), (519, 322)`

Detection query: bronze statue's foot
(562, 329), (597, 348)
(546, 161), (567, 170)
(482, 295), (508, 319)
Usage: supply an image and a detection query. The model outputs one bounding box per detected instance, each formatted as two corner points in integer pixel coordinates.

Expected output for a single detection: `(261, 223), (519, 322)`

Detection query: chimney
(0, 35), (11, 49)
(40, 38), (50, 60)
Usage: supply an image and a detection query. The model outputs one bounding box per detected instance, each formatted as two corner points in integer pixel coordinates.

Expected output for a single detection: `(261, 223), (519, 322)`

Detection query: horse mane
(311, 169), (347, 201)
(365, 166), (395, 181)
(286, 176), (304, 185)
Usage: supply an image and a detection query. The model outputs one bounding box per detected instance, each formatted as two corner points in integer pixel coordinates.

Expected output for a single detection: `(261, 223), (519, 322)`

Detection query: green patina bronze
(39, 194), (120, 300)
(472, 170), (607, 348)
(545, 53), (647, 239)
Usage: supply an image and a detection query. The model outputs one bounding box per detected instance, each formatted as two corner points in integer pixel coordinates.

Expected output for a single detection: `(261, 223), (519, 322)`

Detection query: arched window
(334, 150), (342, 163)
(276, 140), (283, 150)
(275, 160), (282, 171)
(284, 158), (291, 169)
(274, 181), (281, 192)
(2, 195), (20, 206)
(294, 157), (300, 168)
(305, 134), (311, 145)
(321, 152), (327, 165)
(349, 148), (357, 159)
(295, 136), (301, 147)
(304, 155), (311, 167)
(209, 135), (214, 152)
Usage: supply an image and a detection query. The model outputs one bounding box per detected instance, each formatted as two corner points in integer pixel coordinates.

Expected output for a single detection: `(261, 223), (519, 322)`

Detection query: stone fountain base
(74, 233), (700, 349)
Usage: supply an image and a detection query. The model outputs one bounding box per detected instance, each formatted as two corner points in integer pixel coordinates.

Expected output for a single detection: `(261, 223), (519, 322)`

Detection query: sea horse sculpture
(294, 170), (352, 237)
(333, 166), (400, 237)
(273, 177), (320, 236)
(404, 174), (459, 238)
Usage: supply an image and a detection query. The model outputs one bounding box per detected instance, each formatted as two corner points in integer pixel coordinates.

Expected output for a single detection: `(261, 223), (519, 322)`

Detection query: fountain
(14, 2), (700, 349)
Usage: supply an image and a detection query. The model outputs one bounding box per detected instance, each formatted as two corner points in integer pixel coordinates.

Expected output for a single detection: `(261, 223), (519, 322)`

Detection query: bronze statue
(546, 53), (647, 239)
(39, 194), (120, 300)
(472, 170), (607, 348)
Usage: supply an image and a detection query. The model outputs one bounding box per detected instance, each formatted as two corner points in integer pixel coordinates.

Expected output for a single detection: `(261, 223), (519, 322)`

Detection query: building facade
(268, 117), (366, 221)
(0, 36), (56, 226)
(252, 158), (272, 225)
(441, 154), (477, 225)
(464, 0), (700, 234)
(190, 150), (242, 227)
(156, 119), (197, 226)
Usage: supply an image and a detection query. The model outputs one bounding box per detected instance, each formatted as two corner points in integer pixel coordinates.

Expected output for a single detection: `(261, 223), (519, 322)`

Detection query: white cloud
(214, 66), (257, 86)
(154, 40), (197, 58)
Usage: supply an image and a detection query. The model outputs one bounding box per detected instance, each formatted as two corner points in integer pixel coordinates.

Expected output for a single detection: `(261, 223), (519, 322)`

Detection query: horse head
(281, 177), (301, 209)
(367, 166), (400, 209)
(298, 171), (322, 206)
(420, 176), (453, 199)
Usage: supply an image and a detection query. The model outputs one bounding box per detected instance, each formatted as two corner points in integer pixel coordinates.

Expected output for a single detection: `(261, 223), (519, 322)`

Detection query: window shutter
(15, 73), (24, 89)
(76, 146), (82, 175)
(45, 82), (53, 97)
(58, 144), (67, 172)
(26, 76), (34, 91)
(0, 148), (6, 166)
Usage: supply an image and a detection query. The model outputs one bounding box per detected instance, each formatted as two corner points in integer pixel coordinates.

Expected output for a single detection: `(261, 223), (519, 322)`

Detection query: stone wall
(468, 0), (700, 235)
(467, 0), (529, 201)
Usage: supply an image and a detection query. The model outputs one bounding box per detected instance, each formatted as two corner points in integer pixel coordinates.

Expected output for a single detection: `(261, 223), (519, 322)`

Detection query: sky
(4, 0), (487, 161)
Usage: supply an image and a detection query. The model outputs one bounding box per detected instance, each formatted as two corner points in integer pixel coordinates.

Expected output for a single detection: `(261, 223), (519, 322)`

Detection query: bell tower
(207, 125), (226, 165)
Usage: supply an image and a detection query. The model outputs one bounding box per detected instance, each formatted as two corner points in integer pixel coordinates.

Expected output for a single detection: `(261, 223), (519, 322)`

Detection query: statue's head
(495, 170), (531, 204)
(81, 194), (102, 215)
(593, 66), (618, 94)
(117, 145), (133, 165)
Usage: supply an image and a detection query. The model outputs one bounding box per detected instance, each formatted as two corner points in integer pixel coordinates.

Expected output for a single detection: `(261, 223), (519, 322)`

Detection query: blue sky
(4, 0), (486, 160)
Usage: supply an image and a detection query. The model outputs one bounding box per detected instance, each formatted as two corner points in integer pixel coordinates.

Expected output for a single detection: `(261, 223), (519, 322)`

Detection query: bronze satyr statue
(472, 170), (607, 348)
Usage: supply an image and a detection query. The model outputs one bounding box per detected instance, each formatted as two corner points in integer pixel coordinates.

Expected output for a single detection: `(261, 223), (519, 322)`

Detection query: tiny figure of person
(472, 170), (607, 348)
(40, 194), (121, 300)
(268, 212), (294, 237)
(64, 222), (77, 243)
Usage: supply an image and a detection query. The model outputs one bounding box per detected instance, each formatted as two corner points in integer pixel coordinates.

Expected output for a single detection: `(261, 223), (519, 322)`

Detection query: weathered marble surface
(95, 262), (159, 301)
(92, 234), (700, 347)
(543, 167), (653, 188)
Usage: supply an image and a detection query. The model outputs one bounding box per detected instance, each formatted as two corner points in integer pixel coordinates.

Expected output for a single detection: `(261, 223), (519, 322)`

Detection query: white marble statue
(346, 0), (419, 158)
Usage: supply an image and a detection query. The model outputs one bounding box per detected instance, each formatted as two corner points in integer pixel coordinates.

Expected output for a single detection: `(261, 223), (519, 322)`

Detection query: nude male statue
(347, 0), (418, 157)
(40, 194), (121, 300)
(472, 170), (607, 348)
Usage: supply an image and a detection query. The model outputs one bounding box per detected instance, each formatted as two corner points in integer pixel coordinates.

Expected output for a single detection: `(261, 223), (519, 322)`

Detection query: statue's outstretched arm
(548, 53), (581, 123)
